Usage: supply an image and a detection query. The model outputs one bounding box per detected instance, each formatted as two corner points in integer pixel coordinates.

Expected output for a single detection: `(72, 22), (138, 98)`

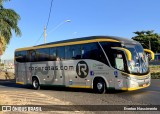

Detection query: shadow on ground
(0, 79), (25, 88)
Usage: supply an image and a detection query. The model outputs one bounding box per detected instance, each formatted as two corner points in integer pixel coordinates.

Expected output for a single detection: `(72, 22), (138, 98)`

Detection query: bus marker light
(90, 71), (94, 76)
(114, 71), (118, 77)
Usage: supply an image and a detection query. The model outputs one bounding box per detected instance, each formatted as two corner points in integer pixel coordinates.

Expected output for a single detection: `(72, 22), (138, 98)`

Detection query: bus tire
(32, 77), (40, 90)
(94, 78), (106, 94)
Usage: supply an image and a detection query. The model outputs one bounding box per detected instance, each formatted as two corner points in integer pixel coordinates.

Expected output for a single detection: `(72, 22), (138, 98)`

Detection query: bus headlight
(121, 72), (130, 78)
(127, 77), (137, 81)
(127, 77), (131, 80)
(121, 72), (137, 81)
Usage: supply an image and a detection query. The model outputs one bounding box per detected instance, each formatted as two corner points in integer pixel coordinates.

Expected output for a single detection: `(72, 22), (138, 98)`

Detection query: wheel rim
(97, 82), (103, 90)
(33, 80), (38, 88)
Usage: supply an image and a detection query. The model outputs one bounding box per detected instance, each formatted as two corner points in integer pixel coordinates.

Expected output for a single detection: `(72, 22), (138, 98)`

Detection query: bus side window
(32, 51), (36, 62)
(15, 51), (27, 62)
(50, 48), (57, 61)
(114, 54), (124, 70)
(65, 45), (81, 60)
(15, 52), (20, 62)
(112, 50), (126, 71)
(65, 46), (70, 60)
(21, 51), (27, 62)
(71, 45), (81, 59)
(90, 43), (109, 66)
(37, 48), (50, 61)
(57, 46), (65, 60)
(81, 44), (90, 59)
(27, 50), (37, 62)
(81, 43), (109, 66)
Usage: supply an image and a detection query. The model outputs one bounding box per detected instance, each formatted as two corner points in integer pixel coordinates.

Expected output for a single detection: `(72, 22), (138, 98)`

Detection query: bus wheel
(94, 78), (106, 94)
(32, 77), (40, 90)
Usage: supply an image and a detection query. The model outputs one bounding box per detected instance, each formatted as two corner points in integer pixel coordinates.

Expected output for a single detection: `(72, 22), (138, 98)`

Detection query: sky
(1, 0), (160, 60)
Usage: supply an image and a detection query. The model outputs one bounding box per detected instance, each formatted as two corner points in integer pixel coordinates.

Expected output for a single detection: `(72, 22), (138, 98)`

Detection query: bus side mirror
(144, 49), (155, 61)
(111, 47), (132, 61)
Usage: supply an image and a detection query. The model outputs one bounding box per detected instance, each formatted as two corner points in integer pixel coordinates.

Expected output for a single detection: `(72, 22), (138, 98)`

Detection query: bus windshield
(100, 42), (149, 74)
(125, 44), (149, 74)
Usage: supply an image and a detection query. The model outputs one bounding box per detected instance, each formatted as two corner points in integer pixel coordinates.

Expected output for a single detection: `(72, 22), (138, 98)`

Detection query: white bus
(15, 36), (154, 93)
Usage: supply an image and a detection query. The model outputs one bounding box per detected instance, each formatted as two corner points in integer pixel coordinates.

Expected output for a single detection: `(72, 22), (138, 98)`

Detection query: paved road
(0, 79), (160, 113)
(39, 79), (160, 105)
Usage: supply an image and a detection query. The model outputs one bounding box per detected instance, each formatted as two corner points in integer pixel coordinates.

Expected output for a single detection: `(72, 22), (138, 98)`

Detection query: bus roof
(16, 36), (140, 51)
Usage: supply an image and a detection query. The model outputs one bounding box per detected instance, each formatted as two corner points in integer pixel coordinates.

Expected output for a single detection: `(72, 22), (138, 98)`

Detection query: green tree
(132, 30), (160, 53)
(0, 0), (21, 55)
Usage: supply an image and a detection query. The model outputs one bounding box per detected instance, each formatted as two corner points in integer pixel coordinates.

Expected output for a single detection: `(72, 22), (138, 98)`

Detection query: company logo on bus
(76, 61), (89, 78)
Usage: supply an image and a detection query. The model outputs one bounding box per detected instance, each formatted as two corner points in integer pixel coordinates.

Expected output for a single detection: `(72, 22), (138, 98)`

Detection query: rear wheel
(94, 78), (106, 94)
(32, 77), (40, 90)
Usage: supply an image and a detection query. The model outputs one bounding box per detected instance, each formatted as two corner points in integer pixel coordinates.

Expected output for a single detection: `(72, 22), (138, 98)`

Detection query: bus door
(111, 48), (130, 89)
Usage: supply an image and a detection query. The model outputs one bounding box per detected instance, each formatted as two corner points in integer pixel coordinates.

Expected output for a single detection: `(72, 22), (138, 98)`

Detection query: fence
(149, 61), (160, 65)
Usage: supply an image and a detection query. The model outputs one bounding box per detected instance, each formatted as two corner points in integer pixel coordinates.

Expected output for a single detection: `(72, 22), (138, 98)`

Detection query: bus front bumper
(121, 76), (151, 91)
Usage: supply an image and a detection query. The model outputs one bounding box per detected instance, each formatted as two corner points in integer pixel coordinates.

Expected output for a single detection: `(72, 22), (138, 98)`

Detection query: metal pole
(44, 25), (47, 43)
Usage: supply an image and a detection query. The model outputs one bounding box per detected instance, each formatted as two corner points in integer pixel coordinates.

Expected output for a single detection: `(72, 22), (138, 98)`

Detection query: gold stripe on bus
(16, 82), (25, 85)
(121, 83), (150, 91)
(68, 85), (92, 89)
(16, 38), (119, 51)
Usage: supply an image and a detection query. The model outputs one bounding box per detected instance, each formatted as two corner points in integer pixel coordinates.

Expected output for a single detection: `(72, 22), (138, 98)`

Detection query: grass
(150, 65), (160, 79)
(151, 72), (160, 79)
(0, 71), (15, 80)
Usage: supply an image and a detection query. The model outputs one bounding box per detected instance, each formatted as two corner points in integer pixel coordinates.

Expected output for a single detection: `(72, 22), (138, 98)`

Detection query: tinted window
(100, 42), (121, 52)
(65, 46), (70, 59)
(50, 48), (57, 61)
(27, 50), (37, 62)
(81, 44), (91, 59)
(65, 45), (81, 60)
(100, 42), (122, 65)
(15, 51), (27, 62)
(37, 48), (50, 61)
(57, 46), (65, 60)
(82, 43), (109, 65)
(112, 50), (126, 71)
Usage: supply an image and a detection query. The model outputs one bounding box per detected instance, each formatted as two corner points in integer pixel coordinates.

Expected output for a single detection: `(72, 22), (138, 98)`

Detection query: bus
(15, 36), (154, 93)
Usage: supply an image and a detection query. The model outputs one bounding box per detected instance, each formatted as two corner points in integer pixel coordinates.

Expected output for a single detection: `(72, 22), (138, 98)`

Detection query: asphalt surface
(0, 79), (160, 113)
(39, 79), (160, 105)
